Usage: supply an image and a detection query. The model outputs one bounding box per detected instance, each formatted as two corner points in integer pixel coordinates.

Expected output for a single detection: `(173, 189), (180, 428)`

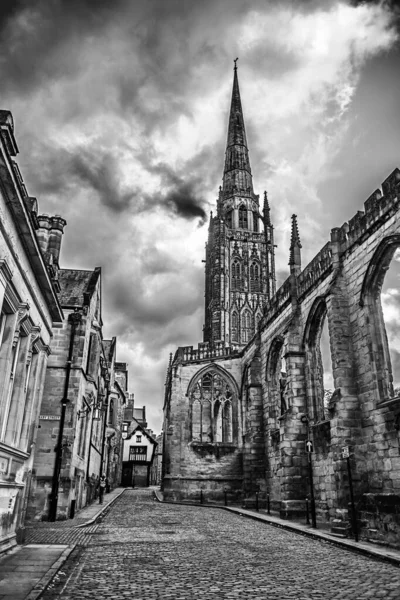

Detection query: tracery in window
(250, 261), (261, 292)
(190, 370), (233, 443)
(238, 205), (248, 229)
(241, 309), (252, 343)
(231, 260), (242, 291)
(231, 311), (238, 342)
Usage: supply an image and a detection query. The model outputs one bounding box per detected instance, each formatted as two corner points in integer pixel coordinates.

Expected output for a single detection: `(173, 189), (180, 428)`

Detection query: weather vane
(234, 57), (238, 70)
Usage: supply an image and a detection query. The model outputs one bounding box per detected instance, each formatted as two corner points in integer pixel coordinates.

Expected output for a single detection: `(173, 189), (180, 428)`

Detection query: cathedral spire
(289, 214), (302, 275)
(222, 60), (254, 200)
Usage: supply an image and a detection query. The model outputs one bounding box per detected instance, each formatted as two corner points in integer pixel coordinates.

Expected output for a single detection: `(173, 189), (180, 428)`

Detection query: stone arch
(187, 364), (238, 443)
(303, 296), (331, 421)
(359, 235), (400, 400)
(231, 309), (239, 343)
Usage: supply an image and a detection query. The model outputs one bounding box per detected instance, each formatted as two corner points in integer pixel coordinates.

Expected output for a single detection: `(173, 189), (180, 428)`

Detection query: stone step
(329, 531), (348, 539)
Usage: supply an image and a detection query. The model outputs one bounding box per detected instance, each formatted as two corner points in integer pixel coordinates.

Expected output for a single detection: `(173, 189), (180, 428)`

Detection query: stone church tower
(203, 63), (276, 348)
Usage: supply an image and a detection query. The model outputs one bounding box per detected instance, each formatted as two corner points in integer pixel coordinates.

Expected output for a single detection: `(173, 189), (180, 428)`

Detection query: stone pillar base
(280, 499), (306, 520)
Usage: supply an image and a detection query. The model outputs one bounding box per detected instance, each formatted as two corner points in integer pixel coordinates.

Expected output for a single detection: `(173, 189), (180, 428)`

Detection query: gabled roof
(58, 267), (100, 307)
(127, 421), (158, 445)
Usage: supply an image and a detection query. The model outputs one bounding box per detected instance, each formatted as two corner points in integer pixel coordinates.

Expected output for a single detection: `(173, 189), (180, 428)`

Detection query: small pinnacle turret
(289, 214), (302, 274)
(263, 191), (271, 226)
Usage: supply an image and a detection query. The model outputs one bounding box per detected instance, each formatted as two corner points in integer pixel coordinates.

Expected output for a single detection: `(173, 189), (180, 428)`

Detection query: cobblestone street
(35, 489), (400, 600)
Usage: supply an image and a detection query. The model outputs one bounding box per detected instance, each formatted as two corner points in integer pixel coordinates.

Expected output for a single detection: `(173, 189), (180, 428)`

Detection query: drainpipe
(99, 379), (110, 480)
(49, 310), (82, 522)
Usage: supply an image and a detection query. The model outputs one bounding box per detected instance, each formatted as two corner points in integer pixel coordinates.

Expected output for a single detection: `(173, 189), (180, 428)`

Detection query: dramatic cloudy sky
(1, 0), (400, 430)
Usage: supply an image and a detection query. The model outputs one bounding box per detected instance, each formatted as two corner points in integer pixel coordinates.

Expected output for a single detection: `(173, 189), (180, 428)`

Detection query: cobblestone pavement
(39, 489), (400, 600)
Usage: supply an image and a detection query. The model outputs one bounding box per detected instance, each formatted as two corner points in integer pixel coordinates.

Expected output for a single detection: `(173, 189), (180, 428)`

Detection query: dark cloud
(146, 162), (207, 223)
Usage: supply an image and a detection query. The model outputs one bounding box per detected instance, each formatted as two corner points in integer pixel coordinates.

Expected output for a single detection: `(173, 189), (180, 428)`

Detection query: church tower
(203, 62), (276, 348)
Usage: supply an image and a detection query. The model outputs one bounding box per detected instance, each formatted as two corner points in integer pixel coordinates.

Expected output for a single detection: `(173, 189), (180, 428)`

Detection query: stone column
(279, 334), (308, 519)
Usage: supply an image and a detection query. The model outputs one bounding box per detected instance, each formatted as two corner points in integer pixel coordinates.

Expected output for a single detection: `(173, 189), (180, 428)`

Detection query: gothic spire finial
(263, 191), (271, 226)
(234, 57), (238, 71)
(289, 214), (302, 268)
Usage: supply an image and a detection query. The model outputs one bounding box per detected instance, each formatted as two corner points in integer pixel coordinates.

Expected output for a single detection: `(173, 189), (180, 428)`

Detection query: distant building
(0, 111), (64, 551)
(121, 400), (157, 487)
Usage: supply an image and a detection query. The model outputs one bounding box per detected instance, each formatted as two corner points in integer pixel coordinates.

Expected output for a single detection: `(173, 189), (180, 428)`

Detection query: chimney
(48, 215), (67, 268)
(36, 214), (51, 255)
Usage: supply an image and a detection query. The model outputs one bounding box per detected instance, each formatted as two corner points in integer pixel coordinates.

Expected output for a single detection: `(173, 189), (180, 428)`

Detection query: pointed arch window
(238, 205), (248, 229)
(190, 370), (233, 443)
(231, 260), (242, 291)
(225, 209), (233, 228)
(250, 261), (261, 292)
(231, 311), (238, 342)
(241, 310), (252, 343)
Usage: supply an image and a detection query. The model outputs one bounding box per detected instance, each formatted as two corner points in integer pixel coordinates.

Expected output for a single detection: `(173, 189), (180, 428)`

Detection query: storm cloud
(1, 0), (399, 430)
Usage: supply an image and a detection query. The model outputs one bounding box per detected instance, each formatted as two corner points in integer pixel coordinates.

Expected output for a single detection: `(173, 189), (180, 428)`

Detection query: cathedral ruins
(162, 65), (400, 547)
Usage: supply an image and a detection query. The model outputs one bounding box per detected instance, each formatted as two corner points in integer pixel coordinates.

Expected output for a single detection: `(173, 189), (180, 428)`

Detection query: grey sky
(1, 0), (399, 431)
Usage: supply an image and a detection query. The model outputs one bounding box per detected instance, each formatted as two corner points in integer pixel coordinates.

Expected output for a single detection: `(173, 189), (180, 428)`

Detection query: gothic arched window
(190, 370), (233, 443)
(231, 260), (242, 291)
(231, 311), (238, 342)
(250, 262), (261, 292)
(241, 310), (252, 343)
(225, 209), (233, 228)
(238, 205), (248, 229)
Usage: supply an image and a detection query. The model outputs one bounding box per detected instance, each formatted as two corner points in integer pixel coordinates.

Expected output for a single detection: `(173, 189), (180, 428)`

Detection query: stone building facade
(0, 111), (64, 551)
(27, 271), (127, 521)
(163, 66), (400, 547)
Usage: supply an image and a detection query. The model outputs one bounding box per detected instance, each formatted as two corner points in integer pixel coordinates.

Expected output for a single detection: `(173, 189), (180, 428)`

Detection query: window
(231, 311), (238, 342)
(225, 209), (233, 228)
(241, 310), (252, 343)
(190, 369), (234, 443)
(250, 262), (261, 292)
(129, 446), (146, 461)
(361, 237), (400, 401)
(238, 205), (248, 229)
(136, 434), (142, 443)
(231, 260), (242, 291)
(304, 299), (333, 421)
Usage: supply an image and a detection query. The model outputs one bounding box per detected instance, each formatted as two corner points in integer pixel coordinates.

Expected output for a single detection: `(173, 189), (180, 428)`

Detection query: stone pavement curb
(74, 488), (126, 528)
(153, 490), (400, 568)
(24, 545), (76, 600)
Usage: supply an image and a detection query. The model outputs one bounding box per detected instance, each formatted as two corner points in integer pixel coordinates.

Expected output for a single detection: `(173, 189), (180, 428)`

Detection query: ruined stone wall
(163, 355), (243, 502)
(165, 168), (400, 545)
